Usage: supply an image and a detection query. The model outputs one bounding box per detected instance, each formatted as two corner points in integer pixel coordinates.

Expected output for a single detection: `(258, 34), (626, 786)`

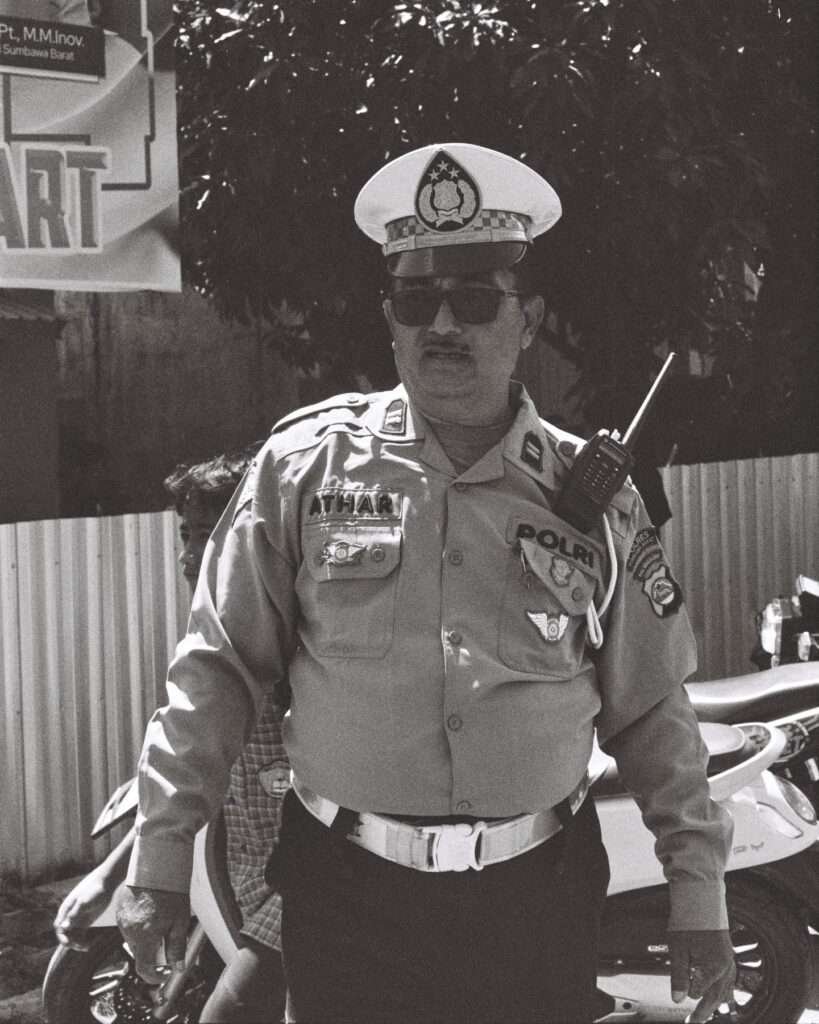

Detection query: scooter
(686, 660), (819, 816)
(42, 719), (819, 1024)
(593, 720), (819, 1024)
(751, 574), (819, 670)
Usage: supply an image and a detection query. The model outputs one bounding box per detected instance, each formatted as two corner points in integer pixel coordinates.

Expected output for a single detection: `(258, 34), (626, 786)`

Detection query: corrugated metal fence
(1, 453), (818, 883)
(1, 511), (188, 883)
(660, 452), (819, 681)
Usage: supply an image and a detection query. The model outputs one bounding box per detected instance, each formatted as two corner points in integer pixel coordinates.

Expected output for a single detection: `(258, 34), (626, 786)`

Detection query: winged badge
(526, 611), (569, 643)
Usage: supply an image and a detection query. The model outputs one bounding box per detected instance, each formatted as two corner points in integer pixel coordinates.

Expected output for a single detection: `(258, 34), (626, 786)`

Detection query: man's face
(178, 497), (221, 596)
(384, 269), (543, 424)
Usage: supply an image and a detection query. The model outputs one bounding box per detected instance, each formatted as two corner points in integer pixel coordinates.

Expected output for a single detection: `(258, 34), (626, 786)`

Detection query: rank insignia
(415, 150), (481, 234)
(526, 610), (569, 643)
(382, 398), (407, 435)
(319, 541), (366, 567)
(520, 431), (544, 472)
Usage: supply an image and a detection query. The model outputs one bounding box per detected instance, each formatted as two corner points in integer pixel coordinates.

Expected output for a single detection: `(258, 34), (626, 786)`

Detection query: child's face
(178, 497), (221, 596)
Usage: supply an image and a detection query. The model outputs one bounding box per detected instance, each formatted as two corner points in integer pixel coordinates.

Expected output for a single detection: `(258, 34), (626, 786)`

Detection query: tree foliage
(176, 0), (817, 459)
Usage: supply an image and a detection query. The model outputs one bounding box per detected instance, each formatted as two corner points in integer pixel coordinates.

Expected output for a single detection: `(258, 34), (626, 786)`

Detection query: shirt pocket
(297, 524), (402, 658)
(498, 538), (598, 678)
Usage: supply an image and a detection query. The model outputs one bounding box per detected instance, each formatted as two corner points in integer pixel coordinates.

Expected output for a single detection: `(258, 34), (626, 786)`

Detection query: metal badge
(319, 541), (366, 567)
(526, 610), (569, 643)
(415, 150), (481, 233)
(550, 557), (573, 587)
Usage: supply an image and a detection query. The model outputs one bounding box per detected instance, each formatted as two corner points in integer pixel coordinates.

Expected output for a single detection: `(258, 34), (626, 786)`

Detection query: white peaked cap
(354, 142), (562, 277)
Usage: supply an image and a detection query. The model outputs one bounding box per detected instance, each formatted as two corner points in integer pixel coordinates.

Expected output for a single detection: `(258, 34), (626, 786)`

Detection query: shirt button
(455, 800), (472, 813)
(446, 630), (463, 646)
(372, 546), (386, 562)
(448, 549), (464, 565)
(572, 586), (584, 601)
(447, 714), (462, 731)
(454, 482), (468, 492)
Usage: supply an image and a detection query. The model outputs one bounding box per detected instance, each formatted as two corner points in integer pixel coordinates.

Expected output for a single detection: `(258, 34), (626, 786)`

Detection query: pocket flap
(303, 525), (401, 582)
(519, 539), (597, 615)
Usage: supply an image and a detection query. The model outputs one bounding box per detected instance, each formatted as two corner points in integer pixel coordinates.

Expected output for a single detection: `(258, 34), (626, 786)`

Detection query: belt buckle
(428, 821), (487, 872)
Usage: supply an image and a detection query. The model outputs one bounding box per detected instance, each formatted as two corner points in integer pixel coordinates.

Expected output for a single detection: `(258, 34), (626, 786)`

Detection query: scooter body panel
(601, 767), (819, 897)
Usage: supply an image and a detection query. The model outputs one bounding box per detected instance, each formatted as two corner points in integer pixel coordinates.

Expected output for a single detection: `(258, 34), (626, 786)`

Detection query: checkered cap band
(385, 210), (531, 254)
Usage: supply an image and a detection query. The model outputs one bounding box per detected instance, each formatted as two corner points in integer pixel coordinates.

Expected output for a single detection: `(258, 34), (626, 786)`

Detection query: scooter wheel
(42, 927), (212, 1024)
(727, 876), (812, 1024)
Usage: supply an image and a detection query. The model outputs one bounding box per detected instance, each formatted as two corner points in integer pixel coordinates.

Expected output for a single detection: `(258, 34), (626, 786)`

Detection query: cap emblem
(415, 150), (481, 233)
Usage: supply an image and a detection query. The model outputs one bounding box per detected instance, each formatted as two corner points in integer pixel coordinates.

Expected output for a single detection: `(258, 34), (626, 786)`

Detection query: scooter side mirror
(91, 776), (139, 837)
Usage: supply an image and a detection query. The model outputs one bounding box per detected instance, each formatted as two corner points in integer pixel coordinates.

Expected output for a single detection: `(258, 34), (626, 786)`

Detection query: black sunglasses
(389, 286), (524, 326)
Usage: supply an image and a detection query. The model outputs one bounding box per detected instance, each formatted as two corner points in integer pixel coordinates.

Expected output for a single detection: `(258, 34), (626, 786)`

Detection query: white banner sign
(0, 0), (180, 291)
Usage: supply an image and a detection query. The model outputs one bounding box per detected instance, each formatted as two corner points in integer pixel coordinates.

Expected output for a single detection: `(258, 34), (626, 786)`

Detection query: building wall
(55, 288), (301, 514)
(0, 319), (59, 524)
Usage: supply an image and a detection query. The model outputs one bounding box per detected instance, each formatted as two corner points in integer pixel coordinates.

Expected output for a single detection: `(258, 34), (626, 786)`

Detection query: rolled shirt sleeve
(593, 492), (732, 931)
(126, 454), (298, 892)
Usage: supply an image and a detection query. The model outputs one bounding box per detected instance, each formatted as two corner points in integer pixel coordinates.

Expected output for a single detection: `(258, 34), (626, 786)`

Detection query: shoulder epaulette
(270, 393), (370, 435)
(539, 418), (585, 466)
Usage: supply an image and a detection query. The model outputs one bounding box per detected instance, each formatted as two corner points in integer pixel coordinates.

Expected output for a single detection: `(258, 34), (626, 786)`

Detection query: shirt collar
(499, 384), (563, 492)
(362, 381), (569, 491)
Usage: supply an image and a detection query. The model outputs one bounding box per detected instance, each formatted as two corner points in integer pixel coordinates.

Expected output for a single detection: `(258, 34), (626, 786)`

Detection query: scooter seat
(686, 661), (819, 723)
(591, 723), (766, 799)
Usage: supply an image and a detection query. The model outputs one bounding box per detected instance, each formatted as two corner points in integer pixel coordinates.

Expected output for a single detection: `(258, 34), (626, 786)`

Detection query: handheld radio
(553, 352), (676, 533)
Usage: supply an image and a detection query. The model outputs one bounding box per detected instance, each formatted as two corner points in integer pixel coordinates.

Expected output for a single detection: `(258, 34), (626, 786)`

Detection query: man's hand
(669, 929), (736, 1023)
(115, 886), (190, 985)
(54, 869), (115, 951)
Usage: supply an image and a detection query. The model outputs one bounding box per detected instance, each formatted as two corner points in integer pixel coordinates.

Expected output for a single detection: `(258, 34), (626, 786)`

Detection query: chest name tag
(306, 489), (402, 521)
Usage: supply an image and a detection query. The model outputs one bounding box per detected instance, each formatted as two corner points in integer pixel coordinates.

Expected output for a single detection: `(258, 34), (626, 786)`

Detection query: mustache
(419, 335), (471, 353)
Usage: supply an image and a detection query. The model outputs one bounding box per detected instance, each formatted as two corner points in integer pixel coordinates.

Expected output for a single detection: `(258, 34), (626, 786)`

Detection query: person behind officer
(116, 143), (735, 1023)
(56, 447), (287, 1024)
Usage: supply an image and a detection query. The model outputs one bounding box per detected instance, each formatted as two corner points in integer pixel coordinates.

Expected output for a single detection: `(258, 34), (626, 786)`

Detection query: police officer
(117, 143), (736, 1023)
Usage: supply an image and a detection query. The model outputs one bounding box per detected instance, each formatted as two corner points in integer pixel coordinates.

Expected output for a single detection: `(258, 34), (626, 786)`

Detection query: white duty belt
(291, 773), (590, 873)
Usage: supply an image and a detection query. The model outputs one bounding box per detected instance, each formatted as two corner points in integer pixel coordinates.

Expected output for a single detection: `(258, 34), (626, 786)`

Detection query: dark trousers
(275, 790), (610, 1024)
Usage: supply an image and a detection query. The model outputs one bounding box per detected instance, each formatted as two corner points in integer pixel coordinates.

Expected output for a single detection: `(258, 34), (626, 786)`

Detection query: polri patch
(513, 520), (596, 571)
(627, 527), (683, 617)
(306, 488), (402, 521)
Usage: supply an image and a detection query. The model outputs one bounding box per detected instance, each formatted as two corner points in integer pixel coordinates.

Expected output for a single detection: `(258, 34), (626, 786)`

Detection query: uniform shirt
(127, 383), (731, 930)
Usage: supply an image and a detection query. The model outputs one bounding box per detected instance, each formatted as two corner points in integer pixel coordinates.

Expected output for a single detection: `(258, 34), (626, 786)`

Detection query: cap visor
(387, 241), (528, 278)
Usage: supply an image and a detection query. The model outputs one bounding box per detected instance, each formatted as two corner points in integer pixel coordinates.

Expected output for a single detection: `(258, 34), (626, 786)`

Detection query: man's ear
(520, 294), (545, 351)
